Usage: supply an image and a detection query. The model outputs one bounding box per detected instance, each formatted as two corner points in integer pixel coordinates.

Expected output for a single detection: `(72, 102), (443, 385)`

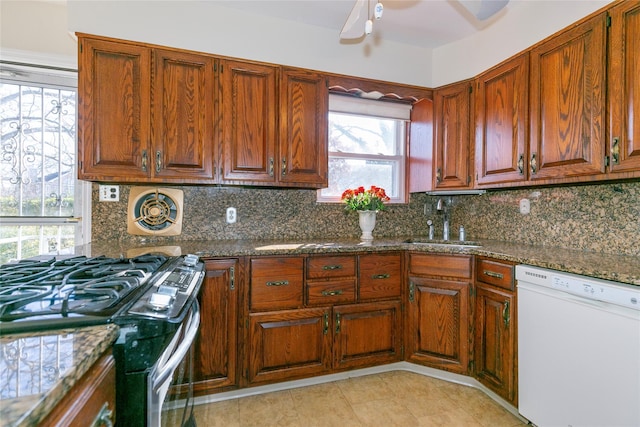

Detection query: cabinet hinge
(467, 175), (471, 185)
(468, 85), (473, 94)
(245, 319), (249, 328)
(79, 43), (83, 54)
(469, 286), (475, 297)
(604, 155), (610, 167)
(469, 360), (475, 372)
(606, 14), (612, 27)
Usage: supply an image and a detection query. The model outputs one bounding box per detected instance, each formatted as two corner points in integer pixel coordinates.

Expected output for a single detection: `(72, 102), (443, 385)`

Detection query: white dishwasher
(516, 265), (640, 427)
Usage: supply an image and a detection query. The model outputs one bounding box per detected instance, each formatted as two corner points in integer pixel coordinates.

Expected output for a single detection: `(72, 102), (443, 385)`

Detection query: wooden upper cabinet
(221, 60), (278, 184)
(433, 80), (473, 189)
(529, 13), (607, 180)
(608, 1), (640, 173)
(152, 49), (215, 182)
(279, 68), (328, 188)
(78, 37), (151, 180)
(475, 54), (529, 186)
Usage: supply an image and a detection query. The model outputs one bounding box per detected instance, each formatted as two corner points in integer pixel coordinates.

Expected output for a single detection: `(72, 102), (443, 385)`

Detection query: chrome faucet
(436, 198), (450, 241)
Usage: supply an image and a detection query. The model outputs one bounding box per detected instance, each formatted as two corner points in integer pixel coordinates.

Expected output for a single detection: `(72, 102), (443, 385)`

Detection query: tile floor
(192, 370), (527, 426)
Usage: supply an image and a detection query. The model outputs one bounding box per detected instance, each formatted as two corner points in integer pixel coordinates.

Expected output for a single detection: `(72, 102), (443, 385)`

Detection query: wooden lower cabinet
(406, 253), (472, 375)
(247, 307), (332, 385)
(193, 258), (239, 395)
(474, 257), (517, 405)
(41, 353), (116, 427)
(333, 301), (402, 371)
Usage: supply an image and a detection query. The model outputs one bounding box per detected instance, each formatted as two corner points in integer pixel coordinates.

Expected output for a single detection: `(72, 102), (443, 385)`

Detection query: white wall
(431, 0), (613, 86)
(65, 1), (433, 87)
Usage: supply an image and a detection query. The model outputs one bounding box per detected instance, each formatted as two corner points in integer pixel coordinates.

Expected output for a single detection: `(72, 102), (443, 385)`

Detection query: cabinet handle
(483, 270), (504, 279)
(335, 312), (341, 334)
(371, 273), (390, 279)
(517, 154), (524, 175)
(322, 264), (343, 270)
(141, 150), (148, 172)
(266, 280), (289, 287)
(269, 157), (274, 177)
(611, 137), (620, 165)
(91, 402), (114, 427)
(530, 153), (537, 175)
(503, 300), (510, 328)
(409, 282), (415, 303)
(281, 157), (287, 176)
(229, 266), (235, 291)
(435, 168), (442, 184)
(156, 150), (162, 173)
(321, 289), (343, 297)
(323, 312), (329, 335)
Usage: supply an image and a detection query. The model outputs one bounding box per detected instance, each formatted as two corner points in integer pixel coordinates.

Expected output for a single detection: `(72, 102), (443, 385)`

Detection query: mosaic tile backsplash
(92, 180), (640, 256)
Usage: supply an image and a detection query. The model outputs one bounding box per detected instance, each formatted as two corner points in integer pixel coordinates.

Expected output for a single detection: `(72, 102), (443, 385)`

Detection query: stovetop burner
(0, 254), (169, 332)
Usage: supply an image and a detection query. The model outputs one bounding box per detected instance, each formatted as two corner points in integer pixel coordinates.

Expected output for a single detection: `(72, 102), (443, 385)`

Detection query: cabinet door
(152, 49), (215, 182)
(407, 276), (470, 374)
(608, 1), (640, 173)
(192, 259), (238, 395)
(278, 68), (328, 187)
(221, 60), (278, 184)
(529, 13), (606, 180)
(475, 54), (529, 186)
(247, 307), (332, 385)
(433, 80), (473, 189)
(78, 37), (151, 180)
(474, 284), (516, 405)
(334, 301), (402, 371)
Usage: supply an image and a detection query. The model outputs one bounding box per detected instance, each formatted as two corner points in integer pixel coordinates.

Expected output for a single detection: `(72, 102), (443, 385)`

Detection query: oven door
(147, 300), (200, 427)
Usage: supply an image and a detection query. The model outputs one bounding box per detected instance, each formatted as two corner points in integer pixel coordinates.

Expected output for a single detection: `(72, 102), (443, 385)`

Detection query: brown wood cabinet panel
(408, 253), (472, 279)
(474, 283), (517, 405)
(306, 255), (356, 279)
(153, 49), (215, 181)
(78, 37), (151, 180)
(192, 259), (238, 395)
(359, 253), (402, 301)
(279, 68), (328, 187)
(250, 257), (304, 311)
(608, 1), (640, 173)
(529, 13), (606, 180)
(334, 301), (402, 370)
(221, 60), (278, 183)
(433, 80), (473, 189)
(406, 276), (470, 374)
(247, 307), (332, 384)
(306, 279), (356, 306)
(41, 353), (116, 427)
(475, 257), (515, 291)
(475, 53), (529, 186)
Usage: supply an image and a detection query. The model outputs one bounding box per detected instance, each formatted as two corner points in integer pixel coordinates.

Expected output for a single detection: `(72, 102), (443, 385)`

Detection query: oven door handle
(151, 300), (200, 391)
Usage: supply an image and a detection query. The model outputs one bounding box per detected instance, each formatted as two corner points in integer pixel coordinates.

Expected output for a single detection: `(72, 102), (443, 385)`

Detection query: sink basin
(403, 239), (482, 248)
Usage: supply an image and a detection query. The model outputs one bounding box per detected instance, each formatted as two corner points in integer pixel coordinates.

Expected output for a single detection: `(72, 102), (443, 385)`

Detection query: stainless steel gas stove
(0, 253), (205, 427)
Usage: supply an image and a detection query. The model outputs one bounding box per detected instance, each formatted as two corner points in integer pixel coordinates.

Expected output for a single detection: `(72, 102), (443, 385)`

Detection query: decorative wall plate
(127, 187), (184, 236)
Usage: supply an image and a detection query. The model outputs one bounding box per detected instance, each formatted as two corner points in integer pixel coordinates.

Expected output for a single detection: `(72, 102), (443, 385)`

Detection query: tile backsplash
(92, 180), (640, 256)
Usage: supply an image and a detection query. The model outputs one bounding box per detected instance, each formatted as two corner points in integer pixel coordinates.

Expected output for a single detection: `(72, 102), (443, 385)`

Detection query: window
(318, 94), (411, 204)
(0, 62), (90, 264)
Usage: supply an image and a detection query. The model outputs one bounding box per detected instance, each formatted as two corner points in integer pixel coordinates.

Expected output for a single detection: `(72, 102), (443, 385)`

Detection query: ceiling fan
(340, 0), (510, 40)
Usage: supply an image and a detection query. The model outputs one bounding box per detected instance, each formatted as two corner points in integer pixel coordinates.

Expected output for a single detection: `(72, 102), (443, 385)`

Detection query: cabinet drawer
(250, 257), (304, 311)
(409, 253), (471, 279)
(359, 253), (402, 300)
(475, 258), (514, 290)
(307, 255), (356, 279)
(306, 279), (356, 306)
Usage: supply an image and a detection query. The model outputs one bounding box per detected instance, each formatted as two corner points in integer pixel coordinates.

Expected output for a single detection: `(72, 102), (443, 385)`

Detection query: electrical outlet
(99, 185), (120, 202)
(519, 198), (530, 214)
(226, 207), (237, 224)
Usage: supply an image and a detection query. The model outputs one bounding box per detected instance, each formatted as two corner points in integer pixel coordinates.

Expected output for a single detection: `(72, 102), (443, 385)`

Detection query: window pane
(0, 224), (78, 264)
(321, 158), (399, 198)
(328, 113), (401, 155)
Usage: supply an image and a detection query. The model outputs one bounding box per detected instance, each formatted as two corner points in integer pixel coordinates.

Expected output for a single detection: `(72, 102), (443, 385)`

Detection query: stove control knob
(148, 292), (172, 311)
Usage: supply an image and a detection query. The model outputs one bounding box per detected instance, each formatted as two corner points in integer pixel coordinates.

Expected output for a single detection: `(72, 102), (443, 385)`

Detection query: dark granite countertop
(85, 237), (640, 286)
(0, 324), (119, 427)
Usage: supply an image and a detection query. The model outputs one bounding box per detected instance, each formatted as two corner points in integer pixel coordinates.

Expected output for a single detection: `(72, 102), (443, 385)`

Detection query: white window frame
(0, 52), (91, 262)
(318, 94), (411, 204)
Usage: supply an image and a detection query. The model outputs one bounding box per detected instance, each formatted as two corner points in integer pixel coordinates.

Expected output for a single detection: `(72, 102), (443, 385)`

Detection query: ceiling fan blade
(340, 0), (367, 39)
(459, 0), (509, 20)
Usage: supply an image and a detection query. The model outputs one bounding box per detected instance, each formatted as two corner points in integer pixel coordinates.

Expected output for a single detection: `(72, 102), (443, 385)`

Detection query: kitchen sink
(403, 239), (482, 248)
